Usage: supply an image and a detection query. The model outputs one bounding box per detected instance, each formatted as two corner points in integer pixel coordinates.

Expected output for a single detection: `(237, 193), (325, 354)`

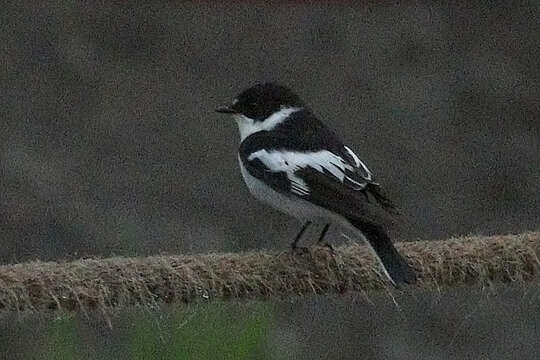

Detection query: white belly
(238, 156), (396, 283)
(238, 156), (346, 224)
(238, 157), (394, 282)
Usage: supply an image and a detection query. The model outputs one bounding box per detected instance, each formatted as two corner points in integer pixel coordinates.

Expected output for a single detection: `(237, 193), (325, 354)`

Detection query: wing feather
(238, 128), (396, 218)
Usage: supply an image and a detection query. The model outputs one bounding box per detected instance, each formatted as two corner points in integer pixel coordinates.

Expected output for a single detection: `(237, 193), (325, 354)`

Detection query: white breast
(237, 156), (387, 280)
(238, 156), (342, 223)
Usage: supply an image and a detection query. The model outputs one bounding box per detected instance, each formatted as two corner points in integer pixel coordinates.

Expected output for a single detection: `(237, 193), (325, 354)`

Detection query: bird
(216, 83), (416, 285)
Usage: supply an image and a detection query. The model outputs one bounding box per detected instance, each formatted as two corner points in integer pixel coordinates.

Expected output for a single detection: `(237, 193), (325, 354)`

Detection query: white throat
(233, 107), (302, 141)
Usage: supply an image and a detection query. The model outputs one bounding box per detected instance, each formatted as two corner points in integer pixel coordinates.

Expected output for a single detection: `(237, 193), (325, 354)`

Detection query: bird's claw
(291, 245), (310, 255)
(322, 242), (336, 254)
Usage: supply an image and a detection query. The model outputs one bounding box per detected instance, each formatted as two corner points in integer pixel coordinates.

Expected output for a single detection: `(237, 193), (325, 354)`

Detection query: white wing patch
(344, 145), (373, 182)
(247, 149), (365, 196)
(344, 146), (361, 167)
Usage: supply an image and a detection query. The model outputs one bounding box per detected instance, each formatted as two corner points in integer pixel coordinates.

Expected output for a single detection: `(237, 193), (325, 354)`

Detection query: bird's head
(216, 83), (305, 140)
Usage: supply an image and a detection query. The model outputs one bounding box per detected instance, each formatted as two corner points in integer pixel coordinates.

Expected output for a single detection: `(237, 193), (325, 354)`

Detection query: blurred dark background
(1, 1), (539, 359)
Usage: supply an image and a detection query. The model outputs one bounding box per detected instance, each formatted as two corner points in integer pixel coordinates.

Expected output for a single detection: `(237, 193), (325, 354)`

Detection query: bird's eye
(249, 102), (258, 107)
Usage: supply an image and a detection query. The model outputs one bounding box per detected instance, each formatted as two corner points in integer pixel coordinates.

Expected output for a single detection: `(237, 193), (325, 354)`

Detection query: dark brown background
(1, 2), (539, 359)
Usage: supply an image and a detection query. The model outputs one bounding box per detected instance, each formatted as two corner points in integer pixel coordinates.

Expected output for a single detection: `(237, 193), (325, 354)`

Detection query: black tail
(366, 183), (400, 215)
(349, 218), (416, 285)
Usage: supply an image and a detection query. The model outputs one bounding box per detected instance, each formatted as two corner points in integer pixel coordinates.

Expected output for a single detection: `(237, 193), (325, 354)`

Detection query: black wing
(239, 129), (397, 219)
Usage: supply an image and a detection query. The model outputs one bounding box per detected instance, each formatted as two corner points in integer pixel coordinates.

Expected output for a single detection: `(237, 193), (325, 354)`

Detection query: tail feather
(366, 183), (400, 215)
(349, 218), (416, 285)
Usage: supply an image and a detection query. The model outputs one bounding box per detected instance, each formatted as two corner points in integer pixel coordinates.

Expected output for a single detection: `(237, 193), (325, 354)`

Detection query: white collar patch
(234, 107), (302, 141)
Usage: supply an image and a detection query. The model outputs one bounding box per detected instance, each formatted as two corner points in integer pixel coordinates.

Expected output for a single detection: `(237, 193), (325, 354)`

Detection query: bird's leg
(317, 224), (334, 252)
(291, 221), (311, 252)
(317, 224), (330, 243)
(362, 190), (371, 203)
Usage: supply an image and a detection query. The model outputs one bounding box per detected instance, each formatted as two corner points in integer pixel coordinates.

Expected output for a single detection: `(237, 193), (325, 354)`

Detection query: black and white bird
(216, 83), (416, 285)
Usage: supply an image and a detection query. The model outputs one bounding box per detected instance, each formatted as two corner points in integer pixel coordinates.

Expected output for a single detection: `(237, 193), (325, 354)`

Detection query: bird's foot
(291, 244), (310, 255)
(315, 242), (336, 255)
(275, 245), (310, 258)
(322, 242), (336, 254)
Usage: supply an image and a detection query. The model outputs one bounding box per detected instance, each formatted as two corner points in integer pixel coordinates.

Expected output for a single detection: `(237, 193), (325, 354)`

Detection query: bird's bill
(215, 106), (237, 114)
